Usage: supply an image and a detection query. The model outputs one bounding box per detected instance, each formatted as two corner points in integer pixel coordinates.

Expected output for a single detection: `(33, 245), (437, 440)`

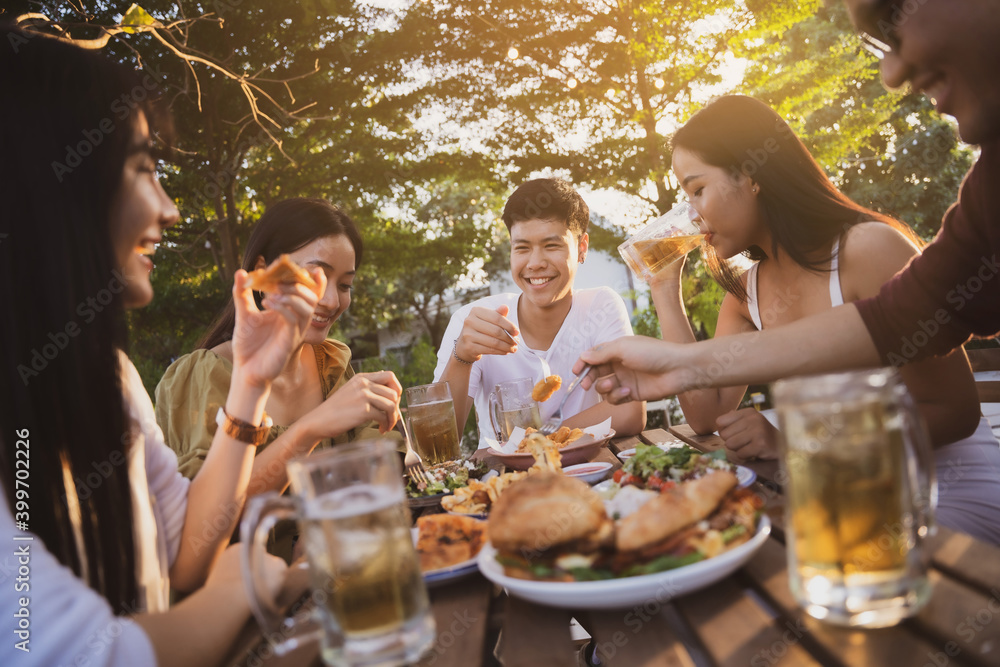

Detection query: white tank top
(746, 238), (843, 330)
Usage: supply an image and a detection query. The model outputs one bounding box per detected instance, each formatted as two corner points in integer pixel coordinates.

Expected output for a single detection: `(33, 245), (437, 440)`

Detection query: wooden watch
(215, 407), (273, 447)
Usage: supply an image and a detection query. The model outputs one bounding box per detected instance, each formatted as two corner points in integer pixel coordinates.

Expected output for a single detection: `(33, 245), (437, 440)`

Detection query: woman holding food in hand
(0, 28), (305, 665)
(156, 198), (403, 508)
(643, 95), (1000, 544)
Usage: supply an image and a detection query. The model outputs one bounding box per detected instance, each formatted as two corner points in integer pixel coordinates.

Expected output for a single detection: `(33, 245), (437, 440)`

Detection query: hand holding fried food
(416, 514), (486, 572)
(532, 375), (562, 401)
(245, 254), (319, 294)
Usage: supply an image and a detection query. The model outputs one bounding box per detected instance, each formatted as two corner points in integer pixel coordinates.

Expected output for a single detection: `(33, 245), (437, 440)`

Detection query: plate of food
(607, 443), (755, 494)
(413, 514), (485, 585)
(405, 459), (488, 509)
(476, 468), (768, 609)
(488, 428), (616, 471)
(441, 469), (529, 516)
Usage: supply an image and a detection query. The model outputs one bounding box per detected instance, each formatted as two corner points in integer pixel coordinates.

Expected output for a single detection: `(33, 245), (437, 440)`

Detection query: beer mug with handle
(241, 439), (435, 667)
(488, 377), (541, 442)
(773, 368), (936, 628)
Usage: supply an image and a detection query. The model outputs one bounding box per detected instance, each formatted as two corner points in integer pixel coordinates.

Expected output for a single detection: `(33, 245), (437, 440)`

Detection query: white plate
(423, 555), (480, 586)
(476, 515), (770, 609)
(736, 466), (757, 487)
(562, 462), (613, 485)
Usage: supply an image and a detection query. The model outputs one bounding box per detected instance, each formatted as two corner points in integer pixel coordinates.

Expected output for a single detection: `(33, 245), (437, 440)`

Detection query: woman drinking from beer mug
(647, 95), (1000, 544)
(0, 26), (318, 664)
(156, 198), (403, 551)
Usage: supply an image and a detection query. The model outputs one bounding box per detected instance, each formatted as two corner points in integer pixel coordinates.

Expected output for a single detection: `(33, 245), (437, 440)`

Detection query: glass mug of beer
(405, 382), (460, 464)
(488, 377), (542, 442)
(241, 439), (435, 667)
(618, 200), (705, 282)
(773, 368), (936, 628)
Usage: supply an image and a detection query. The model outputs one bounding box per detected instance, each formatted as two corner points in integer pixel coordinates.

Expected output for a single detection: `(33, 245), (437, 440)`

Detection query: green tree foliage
(396, 0), (817, 214)
(9, 0), (975, 396)
(739, 0), (972, 240)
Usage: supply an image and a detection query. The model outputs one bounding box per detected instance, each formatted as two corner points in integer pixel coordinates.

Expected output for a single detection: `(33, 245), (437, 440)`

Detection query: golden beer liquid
(633, 234), (706, 274)
(302, 488), (426, 637)
(786, 423), (910, 581)
(500, 404), (541, 441)
(408, 399), (460, 463)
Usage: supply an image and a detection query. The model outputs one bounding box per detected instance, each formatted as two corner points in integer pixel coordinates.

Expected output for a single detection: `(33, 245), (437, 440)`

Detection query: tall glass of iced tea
(405, 382), (460, 464)
(773, 369), (936, 628)
(241, 439), (435, 666)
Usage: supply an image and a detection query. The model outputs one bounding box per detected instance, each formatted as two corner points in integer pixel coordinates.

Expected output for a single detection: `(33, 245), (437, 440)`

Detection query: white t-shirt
(434, 287), (633, 449)
(0, 355), (189, 666)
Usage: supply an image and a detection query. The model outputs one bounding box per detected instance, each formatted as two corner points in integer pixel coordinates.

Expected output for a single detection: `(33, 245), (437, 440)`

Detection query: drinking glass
(488, 377), (542, 441)
(773, 368), (936, 628)
(241, 439), (435, 667)
(618, 201), (705, 282)
(404, 382), (460, 464)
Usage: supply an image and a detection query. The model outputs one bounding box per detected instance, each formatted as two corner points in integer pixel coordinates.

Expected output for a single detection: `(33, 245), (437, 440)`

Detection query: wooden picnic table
(227, 428), (1000, 667)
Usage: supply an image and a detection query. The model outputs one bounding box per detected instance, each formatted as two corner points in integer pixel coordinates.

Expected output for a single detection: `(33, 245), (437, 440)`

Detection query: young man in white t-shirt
(434, 178), (646, 449)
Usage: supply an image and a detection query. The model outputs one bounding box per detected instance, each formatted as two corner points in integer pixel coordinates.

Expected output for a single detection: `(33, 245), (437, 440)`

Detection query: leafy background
(6, 1), (974, 417)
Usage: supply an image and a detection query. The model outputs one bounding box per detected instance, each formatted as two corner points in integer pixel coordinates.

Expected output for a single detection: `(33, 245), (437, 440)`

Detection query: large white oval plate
(476, 515), (770, 610)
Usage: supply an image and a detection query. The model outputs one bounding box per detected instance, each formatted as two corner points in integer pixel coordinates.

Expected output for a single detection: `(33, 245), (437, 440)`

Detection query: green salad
(405, 459), (488, 498)
(613, 443), (733, 491)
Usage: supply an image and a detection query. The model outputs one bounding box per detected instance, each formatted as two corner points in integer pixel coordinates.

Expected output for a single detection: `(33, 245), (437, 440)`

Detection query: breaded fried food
(515, 426), (584, 452)
(616, 471), (738, 552)
(245, 254), (318, 294)
(487, 473), (614, 580)
(441, 471), (528, 514)
(532, 375), (562, 401)
(549, 426), (584, 446)
(415, 514), (486, 572)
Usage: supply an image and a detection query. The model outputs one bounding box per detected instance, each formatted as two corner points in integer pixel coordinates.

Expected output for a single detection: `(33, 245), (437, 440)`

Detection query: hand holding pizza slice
(245, 254), (320, 295)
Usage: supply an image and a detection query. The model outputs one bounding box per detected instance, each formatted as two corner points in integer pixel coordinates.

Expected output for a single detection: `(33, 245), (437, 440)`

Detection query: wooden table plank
(673, 574), (823, 667)
(909, 571), (1000, 667)
(926, 526), (1000, 592)
(496, 595), (577, 666)
(740, 538), (981, 666)
(417, 575), (495, 667)
(576, 607), (692, 667)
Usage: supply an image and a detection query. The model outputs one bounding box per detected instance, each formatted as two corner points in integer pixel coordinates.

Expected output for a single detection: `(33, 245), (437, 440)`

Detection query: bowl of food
(488, 428), (616, 471)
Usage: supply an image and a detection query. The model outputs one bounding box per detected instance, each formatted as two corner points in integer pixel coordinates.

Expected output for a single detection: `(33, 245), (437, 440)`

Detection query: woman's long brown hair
(671, 95), (922, 302)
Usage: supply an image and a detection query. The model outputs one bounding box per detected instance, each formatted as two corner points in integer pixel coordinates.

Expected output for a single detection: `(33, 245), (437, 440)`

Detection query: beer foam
(303, 484), (403, 520)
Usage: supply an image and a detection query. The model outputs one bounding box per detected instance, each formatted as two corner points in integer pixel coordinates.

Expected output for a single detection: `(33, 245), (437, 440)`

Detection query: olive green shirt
(155, 340), (382, 479)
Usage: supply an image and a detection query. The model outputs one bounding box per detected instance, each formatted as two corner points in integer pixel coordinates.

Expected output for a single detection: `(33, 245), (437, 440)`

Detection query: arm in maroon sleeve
(855, 141), (1000, 366)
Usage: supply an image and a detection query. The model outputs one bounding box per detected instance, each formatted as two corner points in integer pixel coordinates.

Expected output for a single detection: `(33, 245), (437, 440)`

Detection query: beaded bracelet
(452, 340), (474, 365)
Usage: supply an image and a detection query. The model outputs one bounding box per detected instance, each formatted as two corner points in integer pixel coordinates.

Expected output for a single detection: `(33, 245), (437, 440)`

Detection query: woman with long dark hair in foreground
(0, 26), (328, 664)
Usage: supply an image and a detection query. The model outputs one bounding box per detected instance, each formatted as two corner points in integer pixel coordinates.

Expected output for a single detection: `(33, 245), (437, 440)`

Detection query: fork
(399, 418), (429, 486)
(538, 365), (591, 435)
